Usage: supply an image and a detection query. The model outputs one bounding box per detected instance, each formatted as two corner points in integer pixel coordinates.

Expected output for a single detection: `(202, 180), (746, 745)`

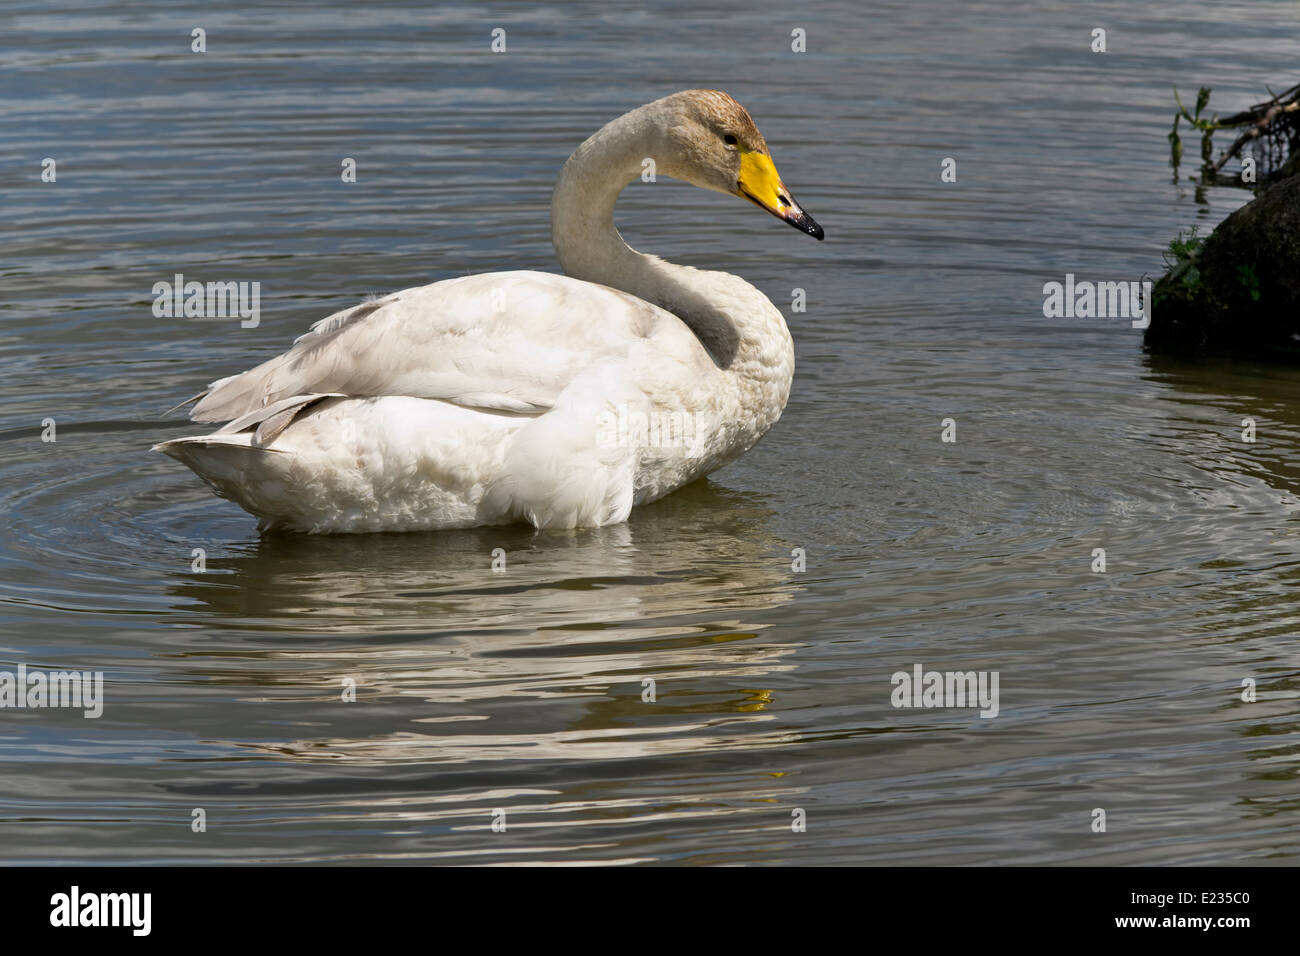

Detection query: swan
(154, 89), (824, 532)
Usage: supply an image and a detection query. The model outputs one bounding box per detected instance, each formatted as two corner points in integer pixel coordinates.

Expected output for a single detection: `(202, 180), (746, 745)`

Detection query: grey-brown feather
(190, 296), (400, 423)
(214, 393), (340, 446)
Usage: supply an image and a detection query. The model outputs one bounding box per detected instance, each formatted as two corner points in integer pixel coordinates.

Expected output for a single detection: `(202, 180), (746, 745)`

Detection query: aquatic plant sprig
(1169, 81), (1300, 182)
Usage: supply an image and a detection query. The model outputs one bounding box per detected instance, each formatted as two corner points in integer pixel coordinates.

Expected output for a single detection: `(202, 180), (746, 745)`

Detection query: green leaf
(1235, 264), (1261, 301)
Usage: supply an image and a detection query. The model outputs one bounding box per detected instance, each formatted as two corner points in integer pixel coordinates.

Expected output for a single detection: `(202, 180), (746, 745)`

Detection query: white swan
(154, 89), (823, 532)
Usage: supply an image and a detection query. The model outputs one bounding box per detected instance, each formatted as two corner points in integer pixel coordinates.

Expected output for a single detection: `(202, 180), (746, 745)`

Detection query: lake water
(2, 0), (1299, 865)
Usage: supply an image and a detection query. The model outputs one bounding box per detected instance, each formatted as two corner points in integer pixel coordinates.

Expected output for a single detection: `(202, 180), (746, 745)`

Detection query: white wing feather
(190, 271), (714, 423)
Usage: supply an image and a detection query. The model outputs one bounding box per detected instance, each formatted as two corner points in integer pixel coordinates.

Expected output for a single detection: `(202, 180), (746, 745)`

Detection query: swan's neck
(550, 106), (793, 413)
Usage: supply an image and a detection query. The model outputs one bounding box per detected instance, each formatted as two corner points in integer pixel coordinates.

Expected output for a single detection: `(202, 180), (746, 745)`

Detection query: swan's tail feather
(163, 390), (208, 417)
(152, 433), (286, 492)
(154, 393), (334, 494)
(213, 393), (339, 445)
(152, 432), (280, 459)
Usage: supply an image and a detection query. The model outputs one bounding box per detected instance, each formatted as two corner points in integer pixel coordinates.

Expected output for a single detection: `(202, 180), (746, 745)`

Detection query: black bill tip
(741, 186), (824, 241)
(787, 209), (824, 240)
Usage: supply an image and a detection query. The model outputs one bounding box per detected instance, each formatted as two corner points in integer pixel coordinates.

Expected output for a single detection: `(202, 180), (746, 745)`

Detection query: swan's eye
(723, 134), (738, 147)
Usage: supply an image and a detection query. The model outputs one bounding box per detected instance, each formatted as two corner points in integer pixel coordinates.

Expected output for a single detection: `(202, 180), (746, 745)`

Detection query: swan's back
(190, 271), (719, 424)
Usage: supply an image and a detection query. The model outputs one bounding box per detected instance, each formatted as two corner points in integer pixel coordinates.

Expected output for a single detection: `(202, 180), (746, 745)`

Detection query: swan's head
(657, 89), (823, 241)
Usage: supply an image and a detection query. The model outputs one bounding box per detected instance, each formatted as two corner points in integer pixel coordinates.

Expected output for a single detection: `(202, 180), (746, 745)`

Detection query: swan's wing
(189, 271), (713, 423)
